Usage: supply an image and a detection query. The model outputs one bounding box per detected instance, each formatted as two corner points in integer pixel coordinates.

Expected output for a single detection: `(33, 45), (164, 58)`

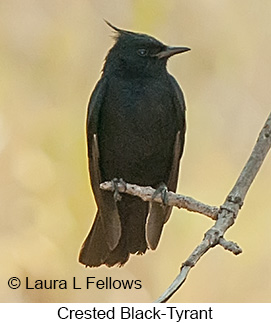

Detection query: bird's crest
(104, 20), (122, 33)
(104, 20), (138, 39)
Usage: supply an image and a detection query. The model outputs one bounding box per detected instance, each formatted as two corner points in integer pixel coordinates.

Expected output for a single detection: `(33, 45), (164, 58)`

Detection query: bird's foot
(152, 182), (169, 205)
(111, 178), (127, 202)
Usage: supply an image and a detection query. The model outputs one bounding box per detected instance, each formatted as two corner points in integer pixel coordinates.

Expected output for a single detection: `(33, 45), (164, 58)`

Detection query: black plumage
(79, 22), (190, 267)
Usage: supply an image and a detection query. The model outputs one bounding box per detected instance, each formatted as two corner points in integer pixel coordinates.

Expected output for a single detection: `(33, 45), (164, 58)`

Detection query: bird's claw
(152, 182), (169, 205)
(111, 178), (127, 202)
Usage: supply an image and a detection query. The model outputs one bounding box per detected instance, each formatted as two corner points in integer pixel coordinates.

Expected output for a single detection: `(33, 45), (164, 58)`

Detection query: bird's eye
(137, 49), (148, 57)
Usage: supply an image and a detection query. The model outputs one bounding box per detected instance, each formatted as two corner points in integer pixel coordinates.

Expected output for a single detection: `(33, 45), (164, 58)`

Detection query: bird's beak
(155, 46), (191, 59)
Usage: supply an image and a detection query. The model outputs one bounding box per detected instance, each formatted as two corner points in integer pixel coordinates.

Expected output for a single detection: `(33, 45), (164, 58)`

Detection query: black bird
(79, 22), (190, 267)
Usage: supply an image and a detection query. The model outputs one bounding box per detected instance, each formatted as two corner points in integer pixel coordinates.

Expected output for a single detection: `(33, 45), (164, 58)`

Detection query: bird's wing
(85, 76), (121, 251)
(167, 75), (186, 194)
(146, 75), (186, 250)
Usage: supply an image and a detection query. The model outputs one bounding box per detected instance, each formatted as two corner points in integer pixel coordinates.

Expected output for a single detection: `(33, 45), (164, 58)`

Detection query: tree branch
(100, 112), (271, 303)
(100, 181), (219, 220)
(155, 112), (271, 302)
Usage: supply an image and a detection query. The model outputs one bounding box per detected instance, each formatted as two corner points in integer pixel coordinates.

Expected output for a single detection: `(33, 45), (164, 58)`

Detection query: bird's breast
(98, 75), (178, 185)
(106, 77), (174, 125)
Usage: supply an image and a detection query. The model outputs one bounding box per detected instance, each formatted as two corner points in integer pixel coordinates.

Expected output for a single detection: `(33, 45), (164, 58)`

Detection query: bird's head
(102, 21), (190, 77)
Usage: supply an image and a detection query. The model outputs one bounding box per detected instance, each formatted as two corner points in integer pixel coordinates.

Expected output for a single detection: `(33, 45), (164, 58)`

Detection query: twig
(100, 112), (271, 303)
(100, 182), (219, 220)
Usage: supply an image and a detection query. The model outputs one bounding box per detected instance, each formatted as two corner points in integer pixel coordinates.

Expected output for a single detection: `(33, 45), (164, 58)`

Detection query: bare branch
(100, 182), (219, 220)
(219, 237), (242, 255)
(154, 112), (271, 302)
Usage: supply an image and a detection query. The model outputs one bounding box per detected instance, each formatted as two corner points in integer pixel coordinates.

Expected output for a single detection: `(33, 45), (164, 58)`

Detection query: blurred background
(0, 0), (270, 303)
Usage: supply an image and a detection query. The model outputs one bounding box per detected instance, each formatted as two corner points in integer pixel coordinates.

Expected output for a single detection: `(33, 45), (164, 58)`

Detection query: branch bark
(100, 181), (219, 220)
(100, 112), (271, 303)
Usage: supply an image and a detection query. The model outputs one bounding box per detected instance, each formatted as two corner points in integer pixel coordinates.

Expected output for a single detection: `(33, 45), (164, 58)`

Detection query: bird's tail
(79, 211), (112, 267)
(104, 195), (149, 266)
(79, 195), (149, 267)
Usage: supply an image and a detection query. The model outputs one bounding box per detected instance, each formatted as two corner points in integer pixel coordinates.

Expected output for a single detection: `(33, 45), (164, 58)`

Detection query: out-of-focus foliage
(0, 0), (270, 302)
